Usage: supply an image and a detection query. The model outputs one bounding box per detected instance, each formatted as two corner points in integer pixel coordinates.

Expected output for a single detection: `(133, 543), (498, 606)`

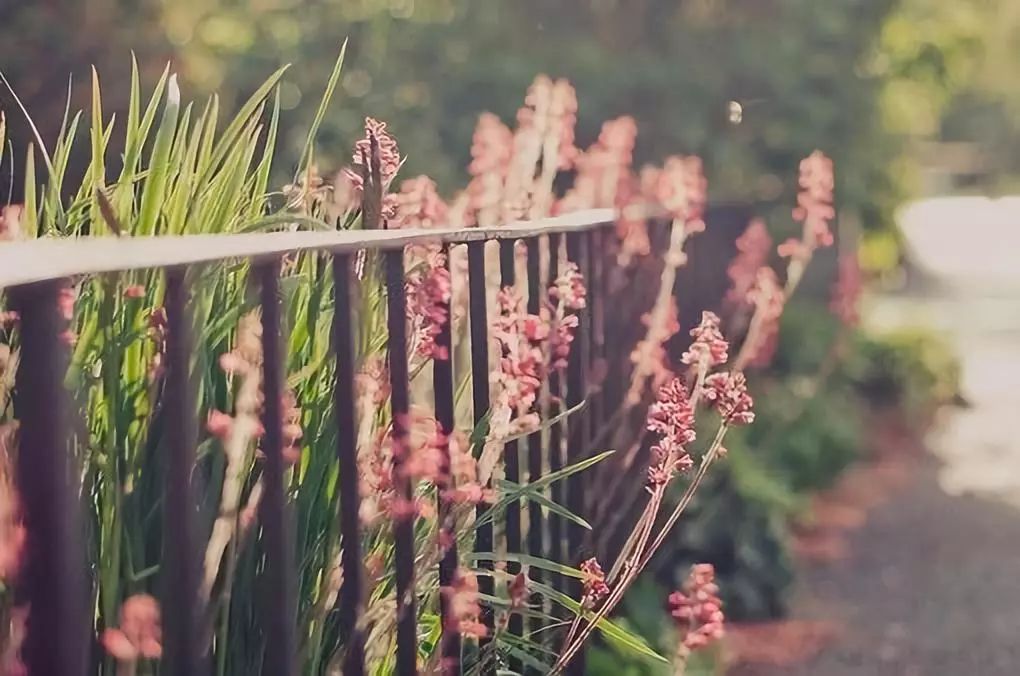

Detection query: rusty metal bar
(565, 231), (591, 676)
(466, 239), (495, 645)
(163, 268), (203, 675)
(524, 236), (544, 630)
(433, 244), (460, 673)
(545, 233), (565, 594)
(331, 253), (366, 676)
(384, 248), (417, 676)
(257, 260), (297, 676)
(498, 238), (524, 670)
(11, 280), (87, 675)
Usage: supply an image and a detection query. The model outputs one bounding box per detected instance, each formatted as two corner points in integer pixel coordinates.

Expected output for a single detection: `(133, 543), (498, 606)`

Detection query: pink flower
(406, 248), (452, 361)
(781, 150), (835, 265)
(442, 431), (496, 506)
(442, 569), (487, 638)
(101, 594), (163, 662)
(668, 563), (725, 650)
(0, 461), (25, 584)
(646, 378), (697, 485)
(491, 288), (548, 411)
(1, 605), (27, 676)
(508, 571), (529, 609)
(681, 311), (728, 368)
(343, 117), (401, 190)
(744, 267), (785, 368)
(469, 112), (513, 179)
(701, 372), (754, 425)
(726, 219), (772, 308)
(0, 205), (22, 241)
(0, 311), (18, 328)
(122, 285), (146, 299)
(394, 175), (448, 229)
(206, 410), (233, 440)
(580, 557), (610, 606)
(653, 156), (707, 228)
(550, 262), (587, 311)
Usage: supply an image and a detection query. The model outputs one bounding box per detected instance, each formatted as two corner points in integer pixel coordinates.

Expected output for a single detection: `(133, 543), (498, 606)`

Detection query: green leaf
(500, 400), (587, 443)
(525, 449), (614, 491)
(137, 73), (180, 235)
(528, 580), (668, 664)
(296, 40), (347, 178)
(203, 64), (288, 184)
(469, 552), (584, 579)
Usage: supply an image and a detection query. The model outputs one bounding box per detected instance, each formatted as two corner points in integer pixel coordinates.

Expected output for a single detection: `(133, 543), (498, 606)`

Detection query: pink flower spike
(681, 311), (728, 368)
(702, 372), (755, 425)
(668, 563), (725, 651)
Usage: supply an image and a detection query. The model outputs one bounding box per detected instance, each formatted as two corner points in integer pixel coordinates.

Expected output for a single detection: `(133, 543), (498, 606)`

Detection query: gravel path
(735, 452), (1020, 675)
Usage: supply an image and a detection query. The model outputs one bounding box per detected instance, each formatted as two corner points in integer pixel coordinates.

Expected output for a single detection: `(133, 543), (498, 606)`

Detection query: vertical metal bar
(524, 237), (544, 608)
(11, 280), (86, 676)
(163, 268), (203, 675)
(466, 240), (495, 643)
(565, 231), (591, 676)
(498, 239), (524, 670)
(257, 260), (297, 676)
(332, 253), (366, 676)
(588, 228), (606, 451)
(433, 244), (461, 673)
(545, 234), (565, 593)
(384, 248), (417, 676)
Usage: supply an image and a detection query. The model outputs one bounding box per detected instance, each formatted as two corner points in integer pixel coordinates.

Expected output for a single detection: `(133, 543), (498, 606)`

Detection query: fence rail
(3, 209), (620, 675)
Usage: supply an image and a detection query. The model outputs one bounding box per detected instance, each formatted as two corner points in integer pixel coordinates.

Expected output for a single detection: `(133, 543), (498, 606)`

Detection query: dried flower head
(579, 557), (610, 605)
(343, 117), (402, 190)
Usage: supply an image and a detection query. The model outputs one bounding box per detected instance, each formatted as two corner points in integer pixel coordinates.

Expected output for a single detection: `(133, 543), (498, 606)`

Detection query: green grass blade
(295, 40), (347, 178)
(90, 67), (108, 234)
(202, 65), (288, 184)
(469, 552), (584, 579)
(23, 144), (37, 237)
(527, 580), (668, 664)
(137, 73), (180, 235)
(0, 69), (54, 175)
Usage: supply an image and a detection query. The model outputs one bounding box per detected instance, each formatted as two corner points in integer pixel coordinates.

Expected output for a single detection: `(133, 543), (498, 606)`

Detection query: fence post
(332, 253), (366, 676)
(257, 259), (297, 676)
(11, 280), (87, 675)
(163, 267), (204, 675)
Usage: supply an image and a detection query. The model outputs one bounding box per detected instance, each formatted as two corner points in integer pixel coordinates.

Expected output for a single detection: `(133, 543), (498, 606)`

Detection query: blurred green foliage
(0, 0), (997, 233)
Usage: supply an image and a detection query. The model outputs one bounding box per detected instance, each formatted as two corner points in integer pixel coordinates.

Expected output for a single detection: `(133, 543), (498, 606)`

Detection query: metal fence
(0, 208), (620, 675)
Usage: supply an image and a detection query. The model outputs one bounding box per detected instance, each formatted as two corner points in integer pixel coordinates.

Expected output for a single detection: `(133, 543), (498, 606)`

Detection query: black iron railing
(1, 208), (621, 675)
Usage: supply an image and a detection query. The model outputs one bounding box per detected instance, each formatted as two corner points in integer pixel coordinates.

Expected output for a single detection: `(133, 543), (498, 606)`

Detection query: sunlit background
(3, 1), (1019, 673)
